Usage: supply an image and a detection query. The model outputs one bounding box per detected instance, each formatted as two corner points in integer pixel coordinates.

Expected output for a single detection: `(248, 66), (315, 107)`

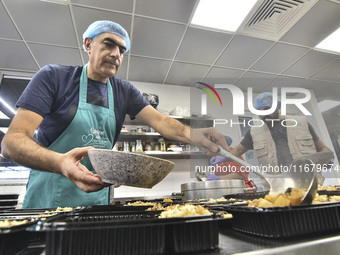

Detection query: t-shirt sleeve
(126, 83), (150, 120)
(240, 129), (254, 150)
(16, 65), (56, 117)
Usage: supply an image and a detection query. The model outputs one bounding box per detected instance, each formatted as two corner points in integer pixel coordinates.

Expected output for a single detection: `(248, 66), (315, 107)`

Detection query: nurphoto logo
(196, 83), (311, 116)
(196, 83), (312, 128)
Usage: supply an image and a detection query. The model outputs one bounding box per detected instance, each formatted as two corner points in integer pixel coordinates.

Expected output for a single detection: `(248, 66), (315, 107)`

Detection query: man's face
(85, 32), (126, 82)
(258, 107), (279, 121)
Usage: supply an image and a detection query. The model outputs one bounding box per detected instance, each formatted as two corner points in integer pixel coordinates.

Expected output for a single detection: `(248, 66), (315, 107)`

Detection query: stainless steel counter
(197, 227), (340, 255)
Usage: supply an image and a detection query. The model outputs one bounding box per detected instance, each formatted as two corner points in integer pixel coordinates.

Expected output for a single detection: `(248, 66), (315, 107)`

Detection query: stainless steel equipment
(180, 180), (256, 200)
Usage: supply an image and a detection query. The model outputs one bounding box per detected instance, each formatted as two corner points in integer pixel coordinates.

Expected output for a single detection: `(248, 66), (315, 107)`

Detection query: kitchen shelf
(118, 131), (161, 142)
(119, 114), (214, 159)
(140, 151), (208, 159)
(123, 115), (214, 127)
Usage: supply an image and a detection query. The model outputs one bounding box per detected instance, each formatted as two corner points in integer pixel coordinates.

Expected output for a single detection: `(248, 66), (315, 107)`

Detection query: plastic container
(226, 202), (340, 238)
(0, 210), (48, 255)
(135, 140), (143, 152)
(224, 191), (269, 200)
(31, 208), (220, 255)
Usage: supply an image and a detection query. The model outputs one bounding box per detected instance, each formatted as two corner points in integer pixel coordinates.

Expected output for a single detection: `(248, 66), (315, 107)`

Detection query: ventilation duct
(237, 0), (319, 41)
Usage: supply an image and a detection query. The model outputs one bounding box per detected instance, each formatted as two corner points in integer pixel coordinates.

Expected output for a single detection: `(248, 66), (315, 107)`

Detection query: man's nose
(110, 45), (121, 57)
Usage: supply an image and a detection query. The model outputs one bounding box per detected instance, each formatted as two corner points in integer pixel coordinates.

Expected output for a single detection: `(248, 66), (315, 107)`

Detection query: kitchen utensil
(217, 146), (271, 191)
(88, 149), (175, 188)
(217, 147), (333, 204)
(269, 151), (334, 205)
(181, 180), (256, 200)
(195, 171), (207, 181)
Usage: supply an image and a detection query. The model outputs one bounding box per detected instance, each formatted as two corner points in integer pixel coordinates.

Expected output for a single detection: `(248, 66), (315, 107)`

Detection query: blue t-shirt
(17, 64), (149, 147)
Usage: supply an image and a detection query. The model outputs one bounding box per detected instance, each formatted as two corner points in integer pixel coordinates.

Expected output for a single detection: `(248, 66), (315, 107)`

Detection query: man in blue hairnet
(1, 20), (229, 208)
(228, 92), (331, 173)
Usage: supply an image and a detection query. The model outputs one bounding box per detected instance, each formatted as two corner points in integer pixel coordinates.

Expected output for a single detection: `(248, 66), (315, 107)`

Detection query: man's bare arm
(135, 105), (229, 155)
(1, 107), (107, 192)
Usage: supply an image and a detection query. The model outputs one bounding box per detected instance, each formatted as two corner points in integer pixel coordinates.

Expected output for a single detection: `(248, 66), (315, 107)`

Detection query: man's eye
(119, 48), (126, 55)
(104, 42), (114, 47)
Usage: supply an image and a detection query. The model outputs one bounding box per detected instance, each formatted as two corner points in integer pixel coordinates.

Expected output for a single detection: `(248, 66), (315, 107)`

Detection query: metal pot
(180, 180), (256, 200)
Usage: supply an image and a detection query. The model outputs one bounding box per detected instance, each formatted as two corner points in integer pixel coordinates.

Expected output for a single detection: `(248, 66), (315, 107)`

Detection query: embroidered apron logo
(82, 127), (110, 147)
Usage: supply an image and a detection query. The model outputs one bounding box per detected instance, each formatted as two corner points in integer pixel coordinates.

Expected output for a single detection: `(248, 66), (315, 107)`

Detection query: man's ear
(84, 37), (92, 54)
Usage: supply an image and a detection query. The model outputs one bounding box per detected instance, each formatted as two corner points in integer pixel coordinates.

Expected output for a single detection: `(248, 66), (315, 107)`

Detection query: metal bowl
(265, 151), (334, 205)
(88, 149), (175, 188)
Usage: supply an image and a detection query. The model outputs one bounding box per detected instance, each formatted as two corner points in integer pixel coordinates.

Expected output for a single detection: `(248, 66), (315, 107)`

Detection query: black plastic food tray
(0, 217), (41, 255)
(224, 191), (269, 200)
(125, 198), (182, 204)
(81, 204), (154, 212)
(0, 208), (78, 255)
(226, 202), (340, 238)
(31, 210), (219, 255)
(317, 190), (340, 196)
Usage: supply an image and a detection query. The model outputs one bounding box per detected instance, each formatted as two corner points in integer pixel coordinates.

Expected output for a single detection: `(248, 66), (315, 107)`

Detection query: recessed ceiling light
(0, 111), (9, 120)
(191, 0), (257, 32)
(315, 27), (340, 54)
(0, 128), (8, 134)
(318, 99), (340, 112)
(3, 75), (32, 80)
(0, 97), (16, 115)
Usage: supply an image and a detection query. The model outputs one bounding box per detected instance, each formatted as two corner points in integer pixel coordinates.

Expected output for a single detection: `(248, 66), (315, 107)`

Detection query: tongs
(218, 146), (271, 191)
(218, 146), (334, 205)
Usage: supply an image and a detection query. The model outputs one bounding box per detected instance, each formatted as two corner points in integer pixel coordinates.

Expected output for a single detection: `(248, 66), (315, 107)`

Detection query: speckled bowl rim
(88, 149), (175, 165)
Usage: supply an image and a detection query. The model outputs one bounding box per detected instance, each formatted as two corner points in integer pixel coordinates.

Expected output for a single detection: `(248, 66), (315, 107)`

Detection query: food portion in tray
(159, 203), (212, 218)
(248, 187), (306, 207)
(125, 201), (155, 206)
(247, 187), (340, 208)
(36, 206), (77, 217)
(145, 203), (165, 211)
(188, 197), (247, 206)
(318, 185), (340, 191)
(313, 193), (340, 203)
(317, 184), (340, 196)
(0, 219), (31, 227)
(0, 206), (79, 231)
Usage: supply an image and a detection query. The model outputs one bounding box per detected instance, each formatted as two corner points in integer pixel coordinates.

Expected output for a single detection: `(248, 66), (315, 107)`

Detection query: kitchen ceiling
(0, 0), (340, 134)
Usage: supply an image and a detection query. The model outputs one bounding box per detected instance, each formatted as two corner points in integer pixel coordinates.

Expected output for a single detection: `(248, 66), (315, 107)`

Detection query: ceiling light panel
(315, 27), (340, 54)
(191, 0), (257, 32)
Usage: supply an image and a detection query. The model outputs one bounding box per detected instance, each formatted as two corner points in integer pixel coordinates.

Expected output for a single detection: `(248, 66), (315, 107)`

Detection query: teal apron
(22, 64), (116, 208)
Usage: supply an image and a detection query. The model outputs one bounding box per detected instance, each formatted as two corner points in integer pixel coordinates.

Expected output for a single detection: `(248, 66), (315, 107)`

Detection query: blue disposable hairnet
(254, 92), (281, 110)
(224, 136), (232, 146)
(82, 20), (130, 53)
